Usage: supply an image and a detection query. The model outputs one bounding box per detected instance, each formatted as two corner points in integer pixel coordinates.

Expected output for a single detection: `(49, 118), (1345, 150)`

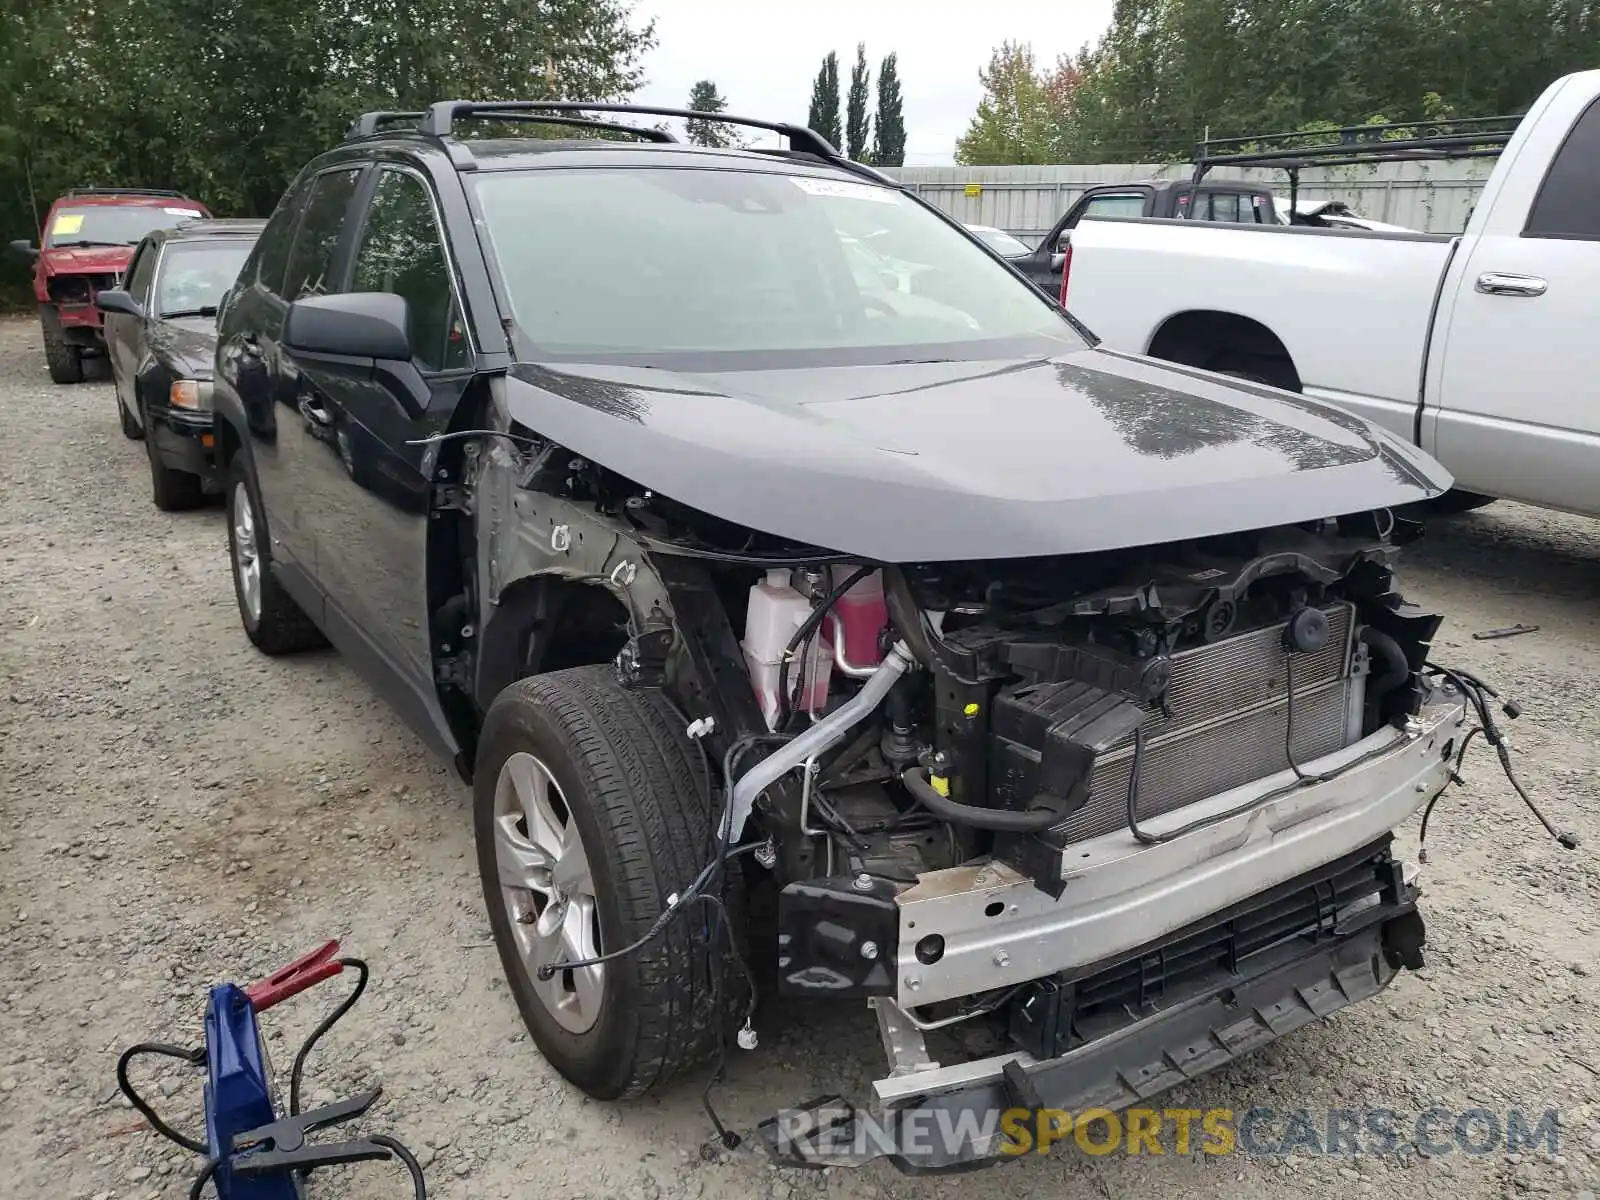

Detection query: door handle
(1475, 271), (1547, 297)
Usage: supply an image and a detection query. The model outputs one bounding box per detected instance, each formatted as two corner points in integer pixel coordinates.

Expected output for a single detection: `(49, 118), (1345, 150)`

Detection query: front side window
(282, 168), (361, 301)
(155, 240), (255, 318)
(45, 202), (205, 248)
(471, 167), (1085, 363)
(350, 170), (467, 370)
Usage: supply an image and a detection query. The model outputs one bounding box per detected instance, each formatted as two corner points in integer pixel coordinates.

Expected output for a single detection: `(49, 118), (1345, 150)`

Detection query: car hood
(149, 317), (218, 378)
(503, 346), (1451, 562)
(40, 245), (133, 274)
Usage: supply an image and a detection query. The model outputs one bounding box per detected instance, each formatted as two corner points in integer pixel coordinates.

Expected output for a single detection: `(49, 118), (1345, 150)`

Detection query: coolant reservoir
(828, 566), (888, 668)
(743, 569), (830, 728)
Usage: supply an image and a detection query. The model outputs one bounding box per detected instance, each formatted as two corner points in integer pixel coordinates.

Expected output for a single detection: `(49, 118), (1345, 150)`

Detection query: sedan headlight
(169, 379), (214, 411)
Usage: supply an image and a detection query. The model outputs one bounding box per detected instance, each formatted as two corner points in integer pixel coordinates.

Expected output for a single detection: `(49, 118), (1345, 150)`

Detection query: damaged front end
(446, 369), (1467, 1174)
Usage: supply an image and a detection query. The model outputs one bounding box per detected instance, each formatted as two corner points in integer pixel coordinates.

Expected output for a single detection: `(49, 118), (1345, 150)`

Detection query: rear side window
(282, 168), (361, 300)
(1079, 193), (1148, 220)
(350, 170), (467, 371)
(252, 182), (306, 295)
(1525, 97), (1600, 239)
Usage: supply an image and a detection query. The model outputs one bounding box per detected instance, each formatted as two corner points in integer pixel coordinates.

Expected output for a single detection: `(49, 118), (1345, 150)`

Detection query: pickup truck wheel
(40, 307), (85, 385)
(224, 451), (327, 654)
(475, 666), (727, 1100)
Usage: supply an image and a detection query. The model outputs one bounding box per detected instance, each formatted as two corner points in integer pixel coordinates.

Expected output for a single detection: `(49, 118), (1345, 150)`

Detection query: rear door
(1424, 92), (1600, 514)
(250, 166), (366, 575)
(289, 164), (475, 750)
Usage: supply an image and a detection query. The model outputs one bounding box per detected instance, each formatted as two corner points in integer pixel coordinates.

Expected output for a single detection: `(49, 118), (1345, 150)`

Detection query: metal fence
(878, 160), (1496, 244)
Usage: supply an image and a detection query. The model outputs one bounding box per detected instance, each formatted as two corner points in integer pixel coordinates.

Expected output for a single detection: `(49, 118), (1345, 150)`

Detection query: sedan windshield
(45, 204), (205, 248)
(470, 167), (1085, 364)
(156, 240), (253, 317)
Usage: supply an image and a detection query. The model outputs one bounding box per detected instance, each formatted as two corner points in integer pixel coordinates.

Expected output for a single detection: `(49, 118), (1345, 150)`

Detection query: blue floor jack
(116, 941), (427, 1197)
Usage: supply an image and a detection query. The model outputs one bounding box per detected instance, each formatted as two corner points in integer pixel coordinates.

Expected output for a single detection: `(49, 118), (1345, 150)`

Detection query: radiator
(1051, 603), (1359, 844)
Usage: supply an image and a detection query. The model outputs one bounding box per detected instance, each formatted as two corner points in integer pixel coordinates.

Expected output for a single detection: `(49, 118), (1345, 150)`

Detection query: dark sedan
(97, 219), (265, 510)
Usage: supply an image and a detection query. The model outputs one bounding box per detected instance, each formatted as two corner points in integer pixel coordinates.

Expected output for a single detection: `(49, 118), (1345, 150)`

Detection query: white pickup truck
(1062, 68), (1600, 517)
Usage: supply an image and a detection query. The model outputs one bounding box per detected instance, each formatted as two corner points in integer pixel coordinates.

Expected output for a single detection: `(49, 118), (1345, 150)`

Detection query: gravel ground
(1, 313), (1597, 1200)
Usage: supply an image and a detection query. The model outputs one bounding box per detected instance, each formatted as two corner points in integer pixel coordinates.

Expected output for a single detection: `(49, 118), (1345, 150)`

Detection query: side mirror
(8, 238), (38, 264)
(95, 289), (144, 319)
(283, 292), (411, 361)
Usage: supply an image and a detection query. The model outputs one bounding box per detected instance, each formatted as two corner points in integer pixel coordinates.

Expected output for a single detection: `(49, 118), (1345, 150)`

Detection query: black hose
(187, 1159), (219, 1199)
(1359, 626), (1410, 729)
(369, 1134), (429, 1199)
(116, 1041), (209, 1154)
(901, 767), (1066, 832)
(883, 567), (985, 686)
(776, 565), (877, 728)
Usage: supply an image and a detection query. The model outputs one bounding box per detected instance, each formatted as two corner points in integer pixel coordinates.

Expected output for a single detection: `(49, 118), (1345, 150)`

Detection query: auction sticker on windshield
(789, 177), (900, 204)
(51, 213), (84, 236)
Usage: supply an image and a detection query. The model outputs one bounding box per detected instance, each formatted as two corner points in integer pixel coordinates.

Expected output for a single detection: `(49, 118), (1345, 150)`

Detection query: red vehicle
(8, 188), (211, 383)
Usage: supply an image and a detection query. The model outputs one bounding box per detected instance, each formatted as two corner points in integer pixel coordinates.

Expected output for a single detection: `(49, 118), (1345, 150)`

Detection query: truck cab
(1016, 179), (1279, 299)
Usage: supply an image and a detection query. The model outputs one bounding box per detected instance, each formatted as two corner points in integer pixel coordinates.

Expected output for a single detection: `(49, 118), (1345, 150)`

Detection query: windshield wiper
(54, 239), (125, 249)
(159, 306), (220, 320)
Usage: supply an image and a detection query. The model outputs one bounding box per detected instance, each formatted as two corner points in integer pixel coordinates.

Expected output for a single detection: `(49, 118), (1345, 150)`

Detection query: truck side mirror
(7, 238), (38, 264)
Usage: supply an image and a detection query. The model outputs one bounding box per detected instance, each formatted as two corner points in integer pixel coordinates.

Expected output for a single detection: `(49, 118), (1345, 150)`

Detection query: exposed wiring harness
(1418, 663), (1579, 860)
(115, 957), (428, 1198)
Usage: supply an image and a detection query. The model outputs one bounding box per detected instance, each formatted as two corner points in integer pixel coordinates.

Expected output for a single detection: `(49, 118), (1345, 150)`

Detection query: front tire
(224, 450), (326, 654)
(475, 667), (726, 1099)
(145, 405), (204, 512)
(40, 307), (85, 385)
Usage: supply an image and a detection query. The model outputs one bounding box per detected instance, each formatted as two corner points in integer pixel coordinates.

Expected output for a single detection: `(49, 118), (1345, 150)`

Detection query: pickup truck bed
(1063, 68), (1600, 520)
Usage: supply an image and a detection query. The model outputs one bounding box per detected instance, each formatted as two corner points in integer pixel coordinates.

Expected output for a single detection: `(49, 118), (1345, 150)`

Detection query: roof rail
(64, 187), (187, 199)
(451, 111), (678, 143)
(420, 100), (840, 158)
(346, 111), (425, 138)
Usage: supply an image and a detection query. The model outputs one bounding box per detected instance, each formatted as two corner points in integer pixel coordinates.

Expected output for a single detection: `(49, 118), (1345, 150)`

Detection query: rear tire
(40, 307), (85, 385)
(224, 450), (327, 654)
(475, 667), (730, 1099)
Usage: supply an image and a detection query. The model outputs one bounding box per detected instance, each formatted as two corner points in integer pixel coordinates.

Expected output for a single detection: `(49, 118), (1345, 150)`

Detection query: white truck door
(1424, 79), (1600, 516)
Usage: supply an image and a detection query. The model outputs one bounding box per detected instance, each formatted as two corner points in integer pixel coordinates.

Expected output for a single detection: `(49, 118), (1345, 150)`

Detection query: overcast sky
(630, 0), (1115, 165)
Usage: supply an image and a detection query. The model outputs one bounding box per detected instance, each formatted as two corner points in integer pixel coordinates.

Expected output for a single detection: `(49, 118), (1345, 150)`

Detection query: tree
(1, 0), (657, 304)
(846, 43), (871, 160)
(872, 52), (906, 166)
(807, 51), (842, 151)
(955, 41), (1063, 165)
(685, 79), (735, 147)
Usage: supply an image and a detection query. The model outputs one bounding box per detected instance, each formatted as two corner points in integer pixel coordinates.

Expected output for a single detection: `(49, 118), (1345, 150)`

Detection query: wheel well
(474, 576), (632, 715)
(215, 412), (242, 473)
(1147, 310), (1301, 392)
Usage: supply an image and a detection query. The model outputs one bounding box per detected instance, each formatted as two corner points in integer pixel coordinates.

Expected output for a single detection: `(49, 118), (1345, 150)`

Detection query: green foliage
(686, 79), (737, 148)
(1033, 0), (1599, 165)
(955, 42), (1080, 165)
(808, 52), (843, 151)
(872, 53), (906, 167)
(846, 43), (872, 161)
(0, 0), (655, 305)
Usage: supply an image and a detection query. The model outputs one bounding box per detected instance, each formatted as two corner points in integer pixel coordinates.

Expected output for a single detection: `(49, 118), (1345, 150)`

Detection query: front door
(288, 165), (475, 751)
(108, 238), (159, 410)
(1424, 93), (1600, 515)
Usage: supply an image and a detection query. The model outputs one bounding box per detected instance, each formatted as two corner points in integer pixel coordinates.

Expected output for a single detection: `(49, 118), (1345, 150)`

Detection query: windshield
(968, 227), (1031, 257)
(155, 240), (253, 317)
(471, 167), (1085, 365)
(45, 203), (206, 248)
